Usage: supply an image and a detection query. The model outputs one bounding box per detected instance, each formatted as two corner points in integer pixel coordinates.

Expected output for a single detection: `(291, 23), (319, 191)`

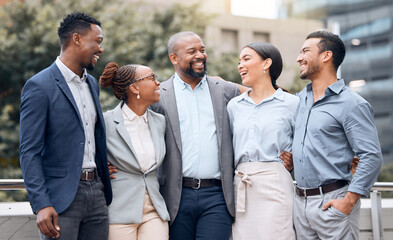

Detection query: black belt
(182, 177), (221, 189)
(80, 170), (97, 181)
(296, 180), (348, 197)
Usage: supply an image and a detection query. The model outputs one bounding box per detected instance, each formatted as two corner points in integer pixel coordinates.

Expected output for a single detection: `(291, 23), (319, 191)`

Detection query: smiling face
(238, 47), (266, 87)
(296, 38), (322, 80)
(133, 66), (160, 105)
(170, 35), (207, 80)
(79, 24), (104, 71)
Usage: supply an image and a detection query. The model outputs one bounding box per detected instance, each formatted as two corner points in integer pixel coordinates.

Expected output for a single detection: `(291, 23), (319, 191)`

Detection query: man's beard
(87, 62), (95, 71)
(185, 60), (207, 78)
(300, 61), (319, 80)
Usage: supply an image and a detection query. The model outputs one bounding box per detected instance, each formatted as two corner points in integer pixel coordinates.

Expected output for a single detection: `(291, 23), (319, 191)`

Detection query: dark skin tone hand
(108, 162), (118, 179)
(36, 206), (60, 238)
(279, 151), (293, 171)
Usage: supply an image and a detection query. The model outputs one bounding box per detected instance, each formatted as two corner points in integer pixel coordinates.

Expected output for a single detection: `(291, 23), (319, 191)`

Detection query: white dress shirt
(121, 104), (156, 173)
(55, 57), (97, 170)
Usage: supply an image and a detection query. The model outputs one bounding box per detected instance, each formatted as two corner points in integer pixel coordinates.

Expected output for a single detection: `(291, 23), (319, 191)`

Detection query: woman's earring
(264, 70), (266, 73)
(137, 94), (140, 99)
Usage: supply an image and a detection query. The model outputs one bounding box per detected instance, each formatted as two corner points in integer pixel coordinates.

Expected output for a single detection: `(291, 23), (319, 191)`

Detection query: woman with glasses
(99, 62), (169, 240)
(227, 43), (298, 239)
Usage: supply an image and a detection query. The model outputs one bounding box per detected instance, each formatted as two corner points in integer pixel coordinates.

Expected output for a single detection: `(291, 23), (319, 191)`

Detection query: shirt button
(88, 141), (90, 144)
(86, 123), (88, 126)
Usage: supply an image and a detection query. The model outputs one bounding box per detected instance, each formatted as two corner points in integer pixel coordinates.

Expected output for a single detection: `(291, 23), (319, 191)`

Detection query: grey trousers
(294, 185), (361, 240)
(39, 178), (109, 240)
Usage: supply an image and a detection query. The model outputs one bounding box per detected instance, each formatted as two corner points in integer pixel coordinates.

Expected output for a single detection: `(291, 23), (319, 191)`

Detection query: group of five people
(19, 12), (383, 240)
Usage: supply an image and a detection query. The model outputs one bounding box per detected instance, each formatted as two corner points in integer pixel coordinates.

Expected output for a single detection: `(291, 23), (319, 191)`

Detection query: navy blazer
(20, 62), (112, 214)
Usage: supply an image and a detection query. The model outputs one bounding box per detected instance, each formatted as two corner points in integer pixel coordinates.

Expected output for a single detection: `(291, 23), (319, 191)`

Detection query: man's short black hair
(306, 31), (346, 71)
(57, 12), (101, 49)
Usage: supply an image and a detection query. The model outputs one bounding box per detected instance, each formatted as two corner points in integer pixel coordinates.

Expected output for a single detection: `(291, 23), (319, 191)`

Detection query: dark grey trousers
(39, 178), (109, 240)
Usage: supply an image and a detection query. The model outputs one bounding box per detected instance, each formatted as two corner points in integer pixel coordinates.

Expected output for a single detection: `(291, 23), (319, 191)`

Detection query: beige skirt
(232, 161), (295, 240)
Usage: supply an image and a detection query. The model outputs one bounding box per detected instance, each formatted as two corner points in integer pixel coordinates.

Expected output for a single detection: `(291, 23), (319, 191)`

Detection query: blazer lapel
(52, 63), (83, 127)
(160, 76), (182, 154)
(145, 110), (160, 172)
(86, 76), (105, 128)
(207, 76), (223, 149)
(113, 103), (140, 167)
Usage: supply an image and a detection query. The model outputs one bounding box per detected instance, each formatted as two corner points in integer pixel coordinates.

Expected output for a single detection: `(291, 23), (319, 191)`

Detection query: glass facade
(283, 0), (393, 164)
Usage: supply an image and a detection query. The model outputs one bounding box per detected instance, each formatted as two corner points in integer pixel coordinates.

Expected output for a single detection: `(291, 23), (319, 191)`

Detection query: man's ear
(72, 33), (81, 47)
(169, 53), (178, 65)
(322, 50), (333, 63)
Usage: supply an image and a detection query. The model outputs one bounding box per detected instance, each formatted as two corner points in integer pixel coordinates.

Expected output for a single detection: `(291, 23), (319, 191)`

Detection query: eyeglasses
(135, 73), (158, 83)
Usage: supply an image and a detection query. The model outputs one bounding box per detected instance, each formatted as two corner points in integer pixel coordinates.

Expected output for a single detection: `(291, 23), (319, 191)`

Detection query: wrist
(344, 192), (361, 207)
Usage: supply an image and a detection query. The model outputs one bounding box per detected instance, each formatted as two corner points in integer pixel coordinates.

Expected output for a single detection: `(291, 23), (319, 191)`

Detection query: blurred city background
(0, 0), (392, 202)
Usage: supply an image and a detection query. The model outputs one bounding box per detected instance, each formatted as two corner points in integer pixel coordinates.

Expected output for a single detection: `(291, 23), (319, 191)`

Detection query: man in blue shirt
(292, 31), (383, 239)
(150, 31), (240, 239)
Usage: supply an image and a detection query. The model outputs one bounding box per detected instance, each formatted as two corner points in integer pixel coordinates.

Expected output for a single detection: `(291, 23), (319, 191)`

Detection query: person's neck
(59, 51), (84, 78)
(249, 79), (276, 105)
(125, 98), (148, 116)
(177, 72), (203, 90)
(310, 71), (337, 103)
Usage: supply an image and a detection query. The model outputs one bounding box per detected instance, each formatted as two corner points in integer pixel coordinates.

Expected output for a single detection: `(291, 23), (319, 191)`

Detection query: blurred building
(129, 0), (322, 88)
(282, 0), (393, 164)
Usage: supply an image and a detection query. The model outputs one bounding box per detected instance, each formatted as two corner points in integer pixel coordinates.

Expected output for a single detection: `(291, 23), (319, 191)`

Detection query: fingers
(108, 163), (118, 179)
(36, 207), (60, 238)
(53, 213), (60, 233)
(280, 151), (293, 171)
(322, 200), (332, 211)
(351, 156), (359, 174)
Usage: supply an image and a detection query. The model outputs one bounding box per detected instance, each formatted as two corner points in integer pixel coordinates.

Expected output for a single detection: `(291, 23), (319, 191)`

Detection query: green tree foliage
(208, 52), (241, 84)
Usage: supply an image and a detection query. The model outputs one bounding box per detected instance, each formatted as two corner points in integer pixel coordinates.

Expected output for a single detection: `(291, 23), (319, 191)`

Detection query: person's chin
(87, 63), (95, 71)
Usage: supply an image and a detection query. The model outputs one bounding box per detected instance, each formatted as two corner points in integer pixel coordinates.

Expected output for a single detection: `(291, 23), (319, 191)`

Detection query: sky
(231, 0), (281, 19)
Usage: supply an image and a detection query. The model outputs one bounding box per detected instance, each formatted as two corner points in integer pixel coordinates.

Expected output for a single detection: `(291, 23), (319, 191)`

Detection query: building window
(253, 32), (270, 42)
(221, 29), (238, 53)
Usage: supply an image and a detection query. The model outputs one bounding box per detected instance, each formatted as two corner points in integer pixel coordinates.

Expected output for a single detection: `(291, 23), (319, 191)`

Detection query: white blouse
(121, 104), (156, 172)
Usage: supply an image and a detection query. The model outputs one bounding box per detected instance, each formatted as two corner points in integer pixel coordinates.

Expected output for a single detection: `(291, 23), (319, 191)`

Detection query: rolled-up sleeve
(344, 102), (383, 196)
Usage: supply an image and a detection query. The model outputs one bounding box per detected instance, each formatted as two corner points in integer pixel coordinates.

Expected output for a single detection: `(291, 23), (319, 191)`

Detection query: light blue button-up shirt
(227, 88), (300, 167)
(173, 73), (220, 179)
(292, 80), (383, 196)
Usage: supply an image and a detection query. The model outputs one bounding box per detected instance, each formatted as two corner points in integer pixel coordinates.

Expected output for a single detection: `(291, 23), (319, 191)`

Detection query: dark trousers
(39, 178), (108, 240)
(169, 185), (232, 240)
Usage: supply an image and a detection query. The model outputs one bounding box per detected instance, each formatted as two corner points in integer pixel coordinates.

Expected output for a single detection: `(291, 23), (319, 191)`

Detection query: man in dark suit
(150, 31), (239, 240)
(19, 12), (112, 240)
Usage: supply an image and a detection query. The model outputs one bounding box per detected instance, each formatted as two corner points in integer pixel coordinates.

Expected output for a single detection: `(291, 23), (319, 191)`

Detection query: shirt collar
(306, 79), (345, 96)
(121, 103), (148, 123)
(327, 79), (345, 95)
(237, 88), (285, 104)
(56, 57), (87, 83)
(174, 72), (207, 90)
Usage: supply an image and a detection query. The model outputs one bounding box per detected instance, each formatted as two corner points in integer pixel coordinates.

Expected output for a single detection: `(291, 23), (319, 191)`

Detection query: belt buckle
(81, 171), (88, 181)
(192, 178), (201, 189)
(297, 187), (306, 198)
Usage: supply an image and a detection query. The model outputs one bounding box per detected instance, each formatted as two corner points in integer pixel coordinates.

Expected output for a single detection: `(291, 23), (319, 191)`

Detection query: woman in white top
(227, 42), (299, 240)
(99, 62), (169, 240)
